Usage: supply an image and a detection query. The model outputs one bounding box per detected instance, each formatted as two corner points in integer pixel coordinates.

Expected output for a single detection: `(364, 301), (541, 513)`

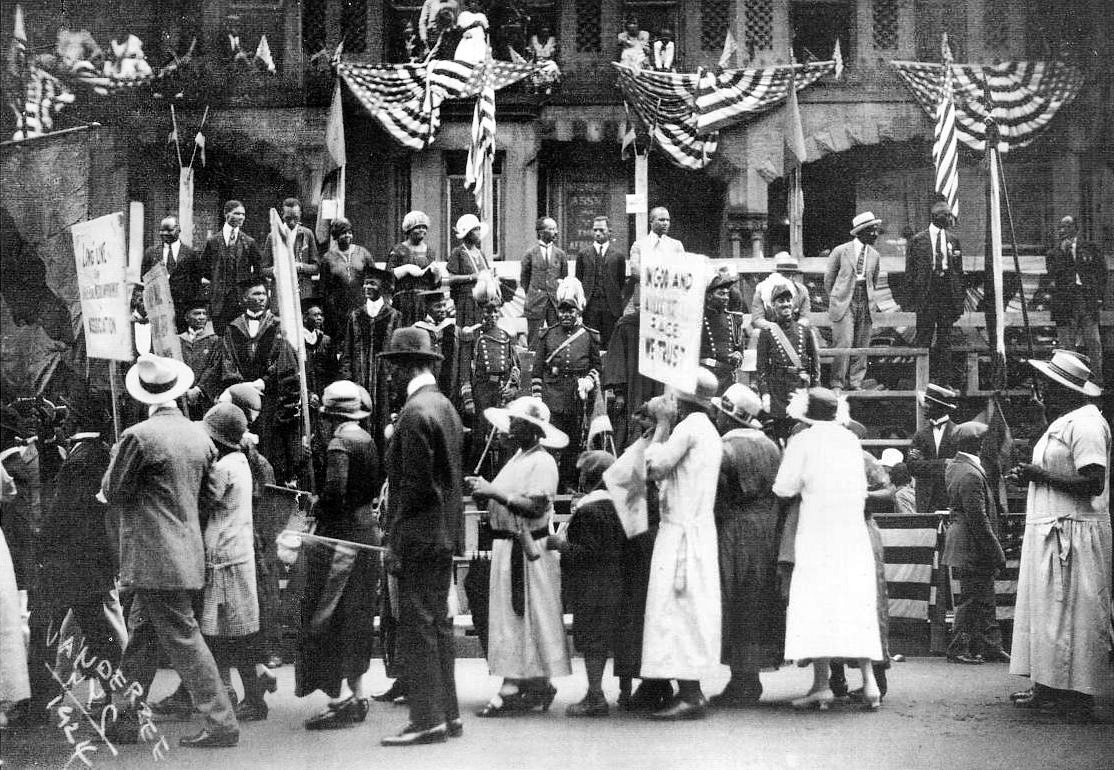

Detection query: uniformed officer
(461, 278), (520, 475)
(413, 288), (458, 406)
(700, 267), (743, 395)
(531, 277), (601, 491)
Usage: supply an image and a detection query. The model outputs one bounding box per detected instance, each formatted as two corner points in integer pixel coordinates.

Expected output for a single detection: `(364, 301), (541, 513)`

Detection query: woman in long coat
(319, 218), (374, 338)
(640, 370), (724, 720)
(387, 210), (439, 327)
(297, 381), (381, 729)
(465, 397), (571, 716)
(1008, 351), (1111, 722)
(773, 388), (882, 711)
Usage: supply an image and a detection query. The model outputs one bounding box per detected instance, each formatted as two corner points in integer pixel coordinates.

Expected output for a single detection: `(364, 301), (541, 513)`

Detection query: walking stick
(473, 424), (499, 475)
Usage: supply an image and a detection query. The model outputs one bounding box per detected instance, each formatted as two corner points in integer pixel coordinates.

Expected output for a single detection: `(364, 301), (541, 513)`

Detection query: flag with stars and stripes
(932, 35), (959, 218)
(614, 59), (837, 170)
(338, 57), (543, 150)
(465, 61), (496, 210)
(891, 56), (1084, 153)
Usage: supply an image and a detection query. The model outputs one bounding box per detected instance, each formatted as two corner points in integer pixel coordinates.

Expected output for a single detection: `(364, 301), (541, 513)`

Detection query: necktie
(229, 228), (238, 246)
(855, 243), (865, 277)
(596, 244), (602, 258)
(935, 232), (944, 272)
(165, 245), (174, 272)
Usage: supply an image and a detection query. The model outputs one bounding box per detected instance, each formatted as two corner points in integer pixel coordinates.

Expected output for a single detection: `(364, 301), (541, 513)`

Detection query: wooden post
(108, 361), (122, 442)
(914, 348), (930, 431)
(127, 201), (144, 285)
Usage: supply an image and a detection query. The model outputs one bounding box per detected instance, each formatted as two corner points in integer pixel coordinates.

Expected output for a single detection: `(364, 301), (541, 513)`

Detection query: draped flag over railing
(891, 57), (1085, 153)
(614, 59), (837, 170)
(338, 57), (549, 150)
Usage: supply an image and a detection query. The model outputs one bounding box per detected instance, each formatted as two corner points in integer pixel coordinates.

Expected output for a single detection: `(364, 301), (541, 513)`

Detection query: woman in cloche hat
(297, 380), (381, 730)
(465, 397), (571, 717)
(1006, 350), (1108, 722)
(444, 213), (493, 328)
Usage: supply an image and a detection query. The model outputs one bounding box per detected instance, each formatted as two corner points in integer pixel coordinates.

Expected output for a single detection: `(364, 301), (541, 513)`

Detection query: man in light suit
(262, 197), (320, 302)
(102, 354), (239, 748)
(942, 422), (1008, 664)
(575, 216), (625, 347)
(1046, 215), (1107, 383)
(906, 383), (959, 513)
(626, 206), (685, 315)
(202, 199), (263, 333)
(141, 216), (205, 332)
(520, 216), (569, 346)
(825, 212), (882, 390)
(906, 201), (965, 386)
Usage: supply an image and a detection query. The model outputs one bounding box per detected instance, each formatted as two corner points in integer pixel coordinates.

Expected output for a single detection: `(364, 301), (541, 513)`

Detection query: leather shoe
(627, 682), (674, 712)
(179, 728), (239, 748)
(234, 699), (268, 722)
(258, 669), (278, 694)
(149, 688), (195, 720)
(304, 696), (369, 730)
(947, 653), (983, 665)
(447, 718), (463, 738)
(566, 695), (609, 718)
(372, 680), (407, 703)
(649, 696), (707, 720)
(709, 687), (761, 709)
(381, 722), (448, 747)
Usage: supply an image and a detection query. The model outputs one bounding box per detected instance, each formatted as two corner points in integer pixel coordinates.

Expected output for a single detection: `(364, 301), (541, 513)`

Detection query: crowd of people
(0, 197), (1110, 753)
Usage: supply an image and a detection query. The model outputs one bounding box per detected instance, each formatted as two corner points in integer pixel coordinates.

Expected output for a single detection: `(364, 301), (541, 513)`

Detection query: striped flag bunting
(891, 57), (1084, 153)
(465, 62), (496, 209)
(613, 60), (836, 170)
(338, 58), (543, 150)
(875, 514), (939, 620)
(932, 35), (959, 218)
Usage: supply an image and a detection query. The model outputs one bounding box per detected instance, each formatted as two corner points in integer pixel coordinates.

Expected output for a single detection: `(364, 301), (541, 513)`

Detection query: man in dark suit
(906, 201), (965, 386)
(381, 327), (465, 746)
(575, 216), (625, 347)
(103, 354), (239, 748)
(520, 216), (569, 347)
(942, 422), (1008, 664)
(141, 216), (205, 331)
(906, 383), (959, 512)
(1046, 215), (1107, 383)
(202, 199), (263, 333)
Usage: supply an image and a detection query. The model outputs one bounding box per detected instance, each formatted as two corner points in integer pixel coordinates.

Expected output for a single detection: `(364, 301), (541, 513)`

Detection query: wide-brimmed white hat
(712, 383), (763, 429)
(484, 396), (569, 449)
(125, 353), (194, 404)
(880, 448), (904, 468)
(774, 251), (800, 271)
(1029, 349), (1103, 397)
(850, 211), (883, 235)
(454, 213), (490, 241)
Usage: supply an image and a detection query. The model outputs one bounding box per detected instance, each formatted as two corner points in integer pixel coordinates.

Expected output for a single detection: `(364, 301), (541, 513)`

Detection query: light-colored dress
(486, 446), (571, 679)
(454, 11), (489, 64)
(641, 412), (723, 680)
(199, 451), (259, 638)
(618, 30), (649, 68)
(772, 422), (882, 661)
(0, 523), (30, 705)
(1010, 403), (1113, 695)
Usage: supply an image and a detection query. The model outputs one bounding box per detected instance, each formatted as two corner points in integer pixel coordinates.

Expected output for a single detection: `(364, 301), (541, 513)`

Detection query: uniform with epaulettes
(530, 321), (601, 485)
(700, 309), (740, 395)
(462, 324), (519, 472)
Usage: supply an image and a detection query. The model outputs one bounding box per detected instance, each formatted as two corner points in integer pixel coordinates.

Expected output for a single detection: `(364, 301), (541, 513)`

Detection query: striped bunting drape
(891, 58), (1085, 153)
(613, 61), (836, 170)
(876, 514), (939, 620)
(338, 58), (542, 150)
(932, 36), (959, 218)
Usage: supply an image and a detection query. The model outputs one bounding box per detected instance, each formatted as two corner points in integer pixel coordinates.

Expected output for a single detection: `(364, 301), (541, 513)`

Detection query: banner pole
(108, 361), (122, 442)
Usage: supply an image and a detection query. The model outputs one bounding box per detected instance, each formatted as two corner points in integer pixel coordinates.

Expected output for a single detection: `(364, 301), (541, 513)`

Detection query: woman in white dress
(454, 4), (489, 64)
(466, 397), (572, 716)
(1007, 351), (1111, 722)
(773, 388), (882, 710)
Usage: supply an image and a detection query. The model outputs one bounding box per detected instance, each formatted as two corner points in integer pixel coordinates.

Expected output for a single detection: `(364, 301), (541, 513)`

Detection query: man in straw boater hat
(825, 211), (882, 390)
(750, 251), (812, 334)
(460, 273), (520, 475)
(700, 266), (743, 396)
(102, 353), (240, 748)
(707, 384), (785, 708)
(380, 327), (465, 745)
(1006, 350), (1110, 723)
(640, 368), (724, 720)
(530, 276), (601, 491)
(906, 382), (960, 513)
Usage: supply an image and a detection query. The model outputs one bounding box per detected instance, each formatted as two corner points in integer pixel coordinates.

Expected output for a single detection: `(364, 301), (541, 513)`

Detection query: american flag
(614, 60), (836, 170)
(338, 58), (541, 150)
(892, 56), (1084, 153)
(465, 62), (496, 210)
(933, 35), (959, 218)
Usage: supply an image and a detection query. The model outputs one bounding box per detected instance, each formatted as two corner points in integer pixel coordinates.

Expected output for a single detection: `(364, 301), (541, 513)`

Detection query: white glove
(577, 376), (595, 400)
(761, 394), (771, 413)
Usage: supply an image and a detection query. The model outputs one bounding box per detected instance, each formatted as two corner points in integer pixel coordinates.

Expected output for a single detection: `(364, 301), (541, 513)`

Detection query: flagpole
(186, 105), (210, 170)
(993, 153), (1034, 360)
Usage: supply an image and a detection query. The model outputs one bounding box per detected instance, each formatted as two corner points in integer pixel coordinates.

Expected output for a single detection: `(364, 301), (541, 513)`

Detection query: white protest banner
(638, 251), (708, 393)
(178, 167), (195, 247)
(142, 262), (182, 361)
(72, 212), (134, 362)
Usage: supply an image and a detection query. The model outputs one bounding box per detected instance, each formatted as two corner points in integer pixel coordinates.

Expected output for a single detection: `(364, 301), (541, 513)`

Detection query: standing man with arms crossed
(826, 212), (882, 391)
(381, 328), (465, 746)
(906, 201), (965, 386)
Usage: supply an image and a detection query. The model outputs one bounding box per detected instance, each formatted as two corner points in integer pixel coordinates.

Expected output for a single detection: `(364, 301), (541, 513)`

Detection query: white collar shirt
(407, 370), (437, 397)
(928, 223), (948, 271)
(223, 223), (240, 247)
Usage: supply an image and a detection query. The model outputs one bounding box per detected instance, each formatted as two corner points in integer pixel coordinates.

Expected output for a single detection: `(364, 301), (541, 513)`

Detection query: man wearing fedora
(906, 383), (960, 513)
(520, 216), (569, 347)
(907, 201), (965, 386)
(102, 354), (239, 748)
(701, 268), (743, 396)
(750, 251), (811, 333)
(380, 327), (465, 746)
(826, 213), (882, 390)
